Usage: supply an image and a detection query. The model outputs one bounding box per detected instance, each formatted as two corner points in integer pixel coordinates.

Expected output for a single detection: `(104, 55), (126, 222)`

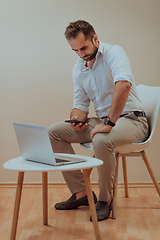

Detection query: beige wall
(0, 0), (160, 184)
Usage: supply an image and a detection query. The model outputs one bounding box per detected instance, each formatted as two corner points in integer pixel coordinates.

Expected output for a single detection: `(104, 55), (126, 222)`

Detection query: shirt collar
(97, 41), (103, 55)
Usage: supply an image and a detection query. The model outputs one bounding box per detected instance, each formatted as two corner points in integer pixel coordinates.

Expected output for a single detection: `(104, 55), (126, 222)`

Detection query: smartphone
(65, 119), (86, 125)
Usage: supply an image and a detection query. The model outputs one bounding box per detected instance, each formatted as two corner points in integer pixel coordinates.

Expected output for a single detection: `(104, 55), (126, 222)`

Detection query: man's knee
(48, 122), (60, 133)
(92, 133), (115, 153)
(47, 122), (66, 141)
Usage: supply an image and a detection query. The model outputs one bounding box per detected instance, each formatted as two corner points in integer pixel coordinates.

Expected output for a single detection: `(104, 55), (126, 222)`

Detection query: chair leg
(141, 150), (160, 197)
(112, 153), (119, 219)
(83, 168), (101, 240)
(42, 172), (48, 225)
(10, 172), (24, 240)
(122, 156), (129, 198)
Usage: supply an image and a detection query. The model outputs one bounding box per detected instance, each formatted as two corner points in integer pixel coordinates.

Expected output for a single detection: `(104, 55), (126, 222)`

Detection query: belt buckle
(134, 111), (146, 117)
(134, 111), (140, 117)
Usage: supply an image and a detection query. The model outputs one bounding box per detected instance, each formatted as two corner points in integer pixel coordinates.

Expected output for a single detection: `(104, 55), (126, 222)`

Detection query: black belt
(120, 111), (146, 118)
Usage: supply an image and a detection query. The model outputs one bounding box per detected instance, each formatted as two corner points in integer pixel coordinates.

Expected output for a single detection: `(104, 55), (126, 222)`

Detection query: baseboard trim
(0, 182), (159, 188)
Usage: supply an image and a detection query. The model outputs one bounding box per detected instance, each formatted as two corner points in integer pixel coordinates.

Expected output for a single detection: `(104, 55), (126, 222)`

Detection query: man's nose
(78, 50), (85, 58)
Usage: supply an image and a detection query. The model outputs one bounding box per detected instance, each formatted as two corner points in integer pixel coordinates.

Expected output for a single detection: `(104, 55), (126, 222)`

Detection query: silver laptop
(13, 122), (86, 166)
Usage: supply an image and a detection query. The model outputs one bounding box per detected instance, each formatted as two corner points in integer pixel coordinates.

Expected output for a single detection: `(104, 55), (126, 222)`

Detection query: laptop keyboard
(55, 158), (70, 163)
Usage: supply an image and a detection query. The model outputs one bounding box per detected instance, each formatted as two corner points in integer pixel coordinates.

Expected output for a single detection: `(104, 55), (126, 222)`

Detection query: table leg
(10, 172), (24, 240)
(83, 168), (101, 240)
(42, 172), (48, 225)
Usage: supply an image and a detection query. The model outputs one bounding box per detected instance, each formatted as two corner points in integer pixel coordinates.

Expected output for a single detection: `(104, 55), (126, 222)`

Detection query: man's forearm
(70, 108), (88, 122)
(108, 81), (131, 123)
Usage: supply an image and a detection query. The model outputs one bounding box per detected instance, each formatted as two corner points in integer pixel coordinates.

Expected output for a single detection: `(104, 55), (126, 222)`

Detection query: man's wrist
(103, 116), (115, 127)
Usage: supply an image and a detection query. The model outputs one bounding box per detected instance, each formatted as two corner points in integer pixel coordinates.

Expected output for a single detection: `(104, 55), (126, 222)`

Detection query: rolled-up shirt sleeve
(72, 66), (90, 113)
(105, 45), (134, 84)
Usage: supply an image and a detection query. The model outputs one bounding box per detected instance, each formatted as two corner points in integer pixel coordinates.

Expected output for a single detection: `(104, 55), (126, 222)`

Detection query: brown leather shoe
(90, 199), (113, 222)
(55, 191), (97, 210)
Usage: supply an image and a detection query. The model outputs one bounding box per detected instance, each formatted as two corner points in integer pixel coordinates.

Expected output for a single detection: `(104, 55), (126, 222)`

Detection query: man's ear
(92, 34), (99, 47)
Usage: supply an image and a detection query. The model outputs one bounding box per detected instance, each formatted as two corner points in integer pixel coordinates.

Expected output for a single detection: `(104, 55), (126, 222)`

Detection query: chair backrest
(81, 85), (160, 153)
(137, 84), (160, 141)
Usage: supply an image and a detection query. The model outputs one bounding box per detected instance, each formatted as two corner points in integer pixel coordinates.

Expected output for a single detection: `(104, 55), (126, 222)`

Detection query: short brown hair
(64, 20), (96, 40)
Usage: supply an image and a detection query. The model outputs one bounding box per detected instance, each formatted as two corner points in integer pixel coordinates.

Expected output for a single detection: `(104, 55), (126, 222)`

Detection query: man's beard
(81, 47), (98, 62)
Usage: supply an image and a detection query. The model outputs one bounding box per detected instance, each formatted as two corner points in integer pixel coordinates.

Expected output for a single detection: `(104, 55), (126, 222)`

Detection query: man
(48, 20), (149, 221)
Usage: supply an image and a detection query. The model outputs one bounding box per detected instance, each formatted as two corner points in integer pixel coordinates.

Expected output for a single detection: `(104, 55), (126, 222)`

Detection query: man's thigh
(92, 116), (149, 148)
(48, 118), (100, 143)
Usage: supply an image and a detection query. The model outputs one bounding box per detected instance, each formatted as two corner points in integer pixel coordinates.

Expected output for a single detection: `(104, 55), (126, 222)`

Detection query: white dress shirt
(72, 42), (144, 118)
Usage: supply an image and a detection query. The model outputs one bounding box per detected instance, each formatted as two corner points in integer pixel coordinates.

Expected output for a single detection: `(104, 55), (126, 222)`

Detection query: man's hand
(91, 123), (112, 139)
(70, 116), (90, 131)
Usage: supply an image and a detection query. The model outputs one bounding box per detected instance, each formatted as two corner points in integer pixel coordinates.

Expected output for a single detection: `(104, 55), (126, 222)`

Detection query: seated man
(48, 20), (149, 222)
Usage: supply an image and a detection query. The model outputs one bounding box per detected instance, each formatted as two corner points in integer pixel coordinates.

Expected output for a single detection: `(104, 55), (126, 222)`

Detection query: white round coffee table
(3, 154), (103, 240)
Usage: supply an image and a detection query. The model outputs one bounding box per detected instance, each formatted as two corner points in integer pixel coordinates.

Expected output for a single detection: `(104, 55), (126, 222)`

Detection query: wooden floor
(0, 185), (160, 240)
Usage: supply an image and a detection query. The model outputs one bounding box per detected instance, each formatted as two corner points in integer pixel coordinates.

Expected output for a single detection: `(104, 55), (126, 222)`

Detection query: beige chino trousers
(48, 113), (149, 202)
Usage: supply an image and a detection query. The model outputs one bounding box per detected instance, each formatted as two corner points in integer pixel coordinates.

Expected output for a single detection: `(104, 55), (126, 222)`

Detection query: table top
(3, 153), (103, 172)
